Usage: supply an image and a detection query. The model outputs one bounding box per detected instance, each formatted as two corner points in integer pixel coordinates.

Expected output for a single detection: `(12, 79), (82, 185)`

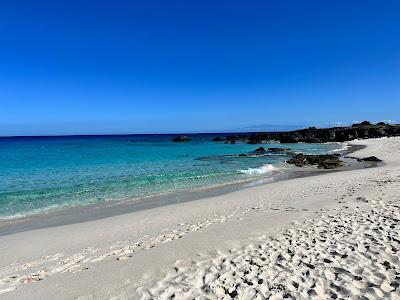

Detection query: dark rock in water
(268, 147), (290, 152)
(255, 147), (266, 153)
(213, 137), (224, 142)
(359, 156), (382, 162)
(172, 136), (191, 142)
(287, 153), (342, 169)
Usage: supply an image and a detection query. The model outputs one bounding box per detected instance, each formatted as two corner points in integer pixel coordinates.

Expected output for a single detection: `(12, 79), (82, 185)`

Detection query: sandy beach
(0, 136), (399, 299)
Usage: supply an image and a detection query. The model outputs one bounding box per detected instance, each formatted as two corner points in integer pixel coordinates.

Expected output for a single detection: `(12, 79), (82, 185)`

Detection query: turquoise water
(0, 134), (339, 219)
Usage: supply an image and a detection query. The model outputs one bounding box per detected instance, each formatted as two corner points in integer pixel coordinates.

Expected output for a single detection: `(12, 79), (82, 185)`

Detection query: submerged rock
(255, 147), (266, 153)
(172, 136), (191, 142)
(287, 153), (343, 169)
(268, 147), (291, 152)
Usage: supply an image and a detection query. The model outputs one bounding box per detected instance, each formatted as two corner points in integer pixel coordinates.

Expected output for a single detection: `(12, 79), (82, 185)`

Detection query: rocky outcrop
(210, 122), (399, 145)
(346, 155), (382, 163)
(255, 147), (266, 153)
(287, 153), (343, 169)
(359, 156), (382, 162)
(247, 133), (271, 144)
(225, 135), (245, 144)
(172, 136), (191, 142)
(218, 122), (400, 144)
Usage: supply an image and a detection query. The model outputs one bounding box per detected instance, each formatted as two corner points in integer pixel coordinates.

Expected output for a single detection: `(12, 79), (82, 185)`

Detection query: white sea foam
(330, 142), (350, 153)
(239, 164), (276, 175)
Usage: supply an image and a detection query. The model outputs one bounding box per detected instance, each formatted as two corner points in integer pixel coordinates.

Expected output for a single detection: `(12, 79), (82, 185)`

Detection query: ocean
(0, 134), (339, 220)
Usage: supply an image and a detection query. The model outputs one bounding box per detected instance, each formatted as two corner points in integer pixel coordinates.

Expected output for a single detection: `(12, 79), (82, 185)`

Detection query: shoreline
(0, 143), (375, 236)
(0, 137), (398, 299)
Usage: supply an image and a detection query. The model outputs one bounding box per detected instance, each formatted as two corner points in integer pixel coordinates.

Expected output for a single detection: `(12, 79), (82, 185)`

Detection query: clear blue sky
(0, 0), (399, 135)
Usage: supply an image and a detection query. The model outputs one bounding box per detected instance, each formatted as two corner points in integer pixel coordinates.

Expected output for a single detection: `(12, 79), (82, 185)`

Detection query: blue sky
(0, 0), (399, 135)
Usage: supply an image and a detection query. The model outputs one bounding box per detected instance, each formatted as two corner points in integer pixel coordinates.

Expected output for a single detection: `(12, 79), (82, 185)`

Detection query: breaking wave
(239, 164), (276, 175)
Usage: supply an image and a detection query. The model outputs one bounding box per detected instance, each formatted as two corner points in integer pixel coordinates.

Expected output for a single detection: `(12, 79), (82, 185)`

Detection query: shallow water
(0, 134), (339, 219)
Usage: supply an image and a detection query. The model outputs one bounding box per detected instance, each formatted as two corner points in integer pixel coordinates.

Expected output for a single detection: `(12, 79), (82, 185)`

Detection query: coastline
(0, 137), (340, 224)
(0, 143), (374, 236)
(0, 137), (398, 299)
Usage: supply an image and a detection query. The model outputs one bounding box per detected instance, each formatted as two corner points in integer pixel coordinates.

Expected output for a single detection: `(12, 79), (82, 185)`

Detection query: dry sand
(0, 137), (399, 299)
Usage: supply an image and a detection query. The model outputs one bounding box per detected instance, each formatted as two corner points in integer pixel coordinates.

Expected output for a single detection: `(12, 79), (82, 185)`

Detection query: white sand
(0, 137), (399, 299)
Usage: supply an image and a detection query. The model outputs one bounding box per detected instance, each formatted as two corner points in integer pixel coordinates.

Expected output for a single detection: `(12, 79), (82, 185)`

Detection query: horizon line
(0, 120), (397, 138)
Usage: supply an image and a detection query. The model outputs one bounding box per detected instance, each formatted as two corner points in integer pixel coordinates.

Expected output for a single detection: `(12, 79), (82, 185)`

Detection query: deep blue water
(0, 134), (339, 219)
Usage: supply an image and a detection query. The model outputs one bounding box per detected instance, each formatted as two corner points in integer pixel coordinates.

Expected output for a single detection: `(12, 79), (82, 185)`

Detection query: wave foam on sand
(239, 164), (276, 175)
